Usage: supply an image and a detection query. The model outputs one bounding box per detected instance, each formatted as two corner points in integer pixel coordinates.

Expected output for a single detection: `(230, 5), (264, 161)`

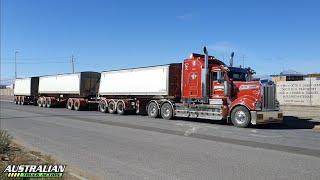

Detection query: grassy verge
(0, 129), (78, 180)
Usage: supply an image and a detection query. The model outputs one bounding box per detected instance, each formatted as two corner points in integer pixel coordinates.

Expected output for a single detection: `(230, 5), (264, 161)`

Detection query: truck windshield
(228, 71), (247, 81)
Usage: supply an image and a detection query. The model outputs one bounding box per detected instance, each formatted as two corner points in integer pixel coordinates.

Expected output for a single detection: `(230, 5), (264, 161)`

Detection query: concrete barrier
(276, 79), (320, 106)
(0, 89), (14, 96)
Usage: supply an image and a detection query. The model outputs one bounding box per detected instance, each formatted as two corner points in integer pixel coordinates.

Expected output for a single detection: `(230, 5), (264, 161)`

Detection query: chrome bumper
(250, 110), (283, 125)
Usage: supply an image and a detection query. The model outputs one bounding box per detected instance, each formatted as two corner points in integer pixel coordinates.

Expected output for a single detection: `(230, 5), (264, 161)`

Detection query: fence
(276, 79), (320, 106)
(0, 89), (14, 96)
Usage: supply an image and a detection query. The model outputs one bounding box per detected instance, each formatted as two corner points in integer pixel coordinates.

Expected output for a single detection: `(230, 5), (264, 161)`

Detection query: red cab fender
(229, 95), (257, 114)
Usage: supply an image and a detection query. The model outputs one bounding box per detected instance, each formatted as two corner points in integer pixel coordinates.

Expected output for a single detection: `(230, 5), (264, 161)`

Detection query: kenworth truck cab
(170, 47), (283, 128)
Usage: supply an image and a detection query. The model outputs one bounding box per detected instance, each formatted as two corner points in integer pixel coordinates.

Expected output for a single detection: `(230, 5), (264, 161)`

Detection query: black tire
(43, 97), (48, 108)
(37, 98), (42, 107)
(147, 102), (158, 118)
(34, 99), (39, 106)
(117, 101), (125, 115)
(74, 99), (81, 111)
(108, 101), (117, 114)
(67, 98), (73, 110)
(46, 98), (52, 108)
(231, 106), (251, 128)
(15, 97), (18, 104)
(160, 103), (173, 120)
(17, 97), (21, 105)
(20, 97), (25, 105)
(99, 100), (107, 113)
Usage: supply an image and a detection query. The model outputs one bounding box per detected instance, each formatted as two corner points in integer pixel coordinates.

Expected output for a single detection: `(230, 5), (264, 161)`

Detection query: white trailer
(37, 72), (100, 110)
(98, 64), (182, 115)
(14, 77), (39, 105)
(99, 65), (172, 96)
(39, 73), (81, 95)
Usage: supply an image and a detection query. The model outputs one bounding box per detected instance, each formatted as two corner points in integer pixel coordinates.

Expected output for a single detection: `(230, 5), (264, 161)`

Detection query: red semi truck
(97, 47), (283, 128)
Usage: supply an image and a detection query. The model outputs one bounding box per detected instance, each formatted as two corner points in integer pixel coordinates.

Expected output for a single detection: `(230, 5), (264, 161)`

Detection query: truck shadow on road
(173, 116), (320, 130)
(256, 116), (320, 130)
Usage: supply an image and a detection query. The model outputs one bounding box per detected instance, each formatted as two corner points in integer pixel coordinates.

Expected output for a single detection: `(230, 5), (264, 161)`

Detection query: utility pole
(241, 54), (246, 68)
(15, 50), (19, 79)
(71, 54), (75, 73)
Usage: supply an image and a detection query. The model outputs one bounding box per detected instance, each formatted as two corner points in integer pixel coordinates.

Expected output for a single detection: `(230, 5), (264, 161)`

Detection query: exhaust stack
(229, 52), (234, 67)
(202, 47), (209, 103)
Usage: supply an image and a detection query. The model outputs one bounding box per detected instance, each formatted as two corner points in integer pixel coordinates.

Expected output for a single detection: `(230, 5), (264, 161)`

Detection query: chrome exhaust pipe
(202, 47), (209, 103)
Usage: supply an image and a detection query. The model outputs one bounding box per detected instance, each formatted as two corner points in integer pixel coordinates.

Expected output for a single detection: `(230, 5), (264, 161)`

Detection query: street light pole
(71, 54), (75, 73)
(15, 50), (19, 79)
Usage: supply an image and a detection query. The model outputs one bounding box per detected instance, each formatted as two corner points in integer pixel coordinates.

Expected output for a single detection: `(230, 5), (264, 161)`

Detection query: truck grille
(262, 84), (276, 110)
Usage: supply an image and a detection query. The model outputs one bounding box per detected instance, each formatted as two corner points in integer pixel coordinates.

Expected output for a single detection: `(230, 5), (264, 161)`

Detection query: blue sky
(1, 0), (320, 83)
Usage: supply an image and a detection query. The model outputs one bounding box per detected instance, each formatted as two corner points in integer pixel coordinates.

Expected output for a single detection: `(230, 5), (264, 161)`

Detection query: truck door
(211, 71), (225, 97)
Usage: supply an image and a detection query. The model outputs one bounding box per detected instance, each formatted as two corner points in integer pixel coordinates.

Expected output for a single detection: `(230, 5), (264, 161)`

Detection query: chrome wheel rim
(118, 103), (123, 112)
(150, 105), (157, 115)
(100, 102), (106, 112)
(235, 110), (247, 124)
(162, 106), (170, 117)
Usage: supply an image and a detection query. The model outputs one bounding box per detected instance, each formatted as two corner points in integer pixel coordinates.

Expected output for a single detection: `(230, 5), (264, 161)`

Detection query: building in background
(304, 73), (320, 81)
(271, 70), (304, 83)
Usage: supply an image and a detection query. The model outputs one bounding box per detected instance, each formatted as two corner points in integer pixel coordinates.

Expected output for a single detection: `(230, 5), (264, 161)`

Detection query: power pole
(15, 50), (19, 79)
(71, 55), (75, 73)
(241, 54), (246, 68)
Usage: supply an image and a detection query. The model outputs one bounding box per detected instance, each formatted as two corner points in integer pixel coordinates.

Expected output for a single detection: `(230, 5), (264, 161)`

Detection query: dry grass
(0, 129), (78, 180)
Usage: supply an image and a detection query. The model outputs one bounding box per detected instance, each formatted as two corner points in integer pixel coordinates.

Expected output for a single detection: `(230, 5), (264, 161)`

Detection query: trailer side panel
(14, 78), (32, 96)
(99, 65), (173, 96)
(39, 73), (81, 95)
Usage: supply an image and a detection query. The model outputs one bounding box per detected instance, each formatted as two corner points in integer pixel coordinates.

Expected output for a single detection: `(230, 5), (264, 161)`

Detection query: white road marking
(251, 129), (258, 133)
(184, 126), (200, 136)
(250, 134), (282, 138)
(0, 100), (13, 102)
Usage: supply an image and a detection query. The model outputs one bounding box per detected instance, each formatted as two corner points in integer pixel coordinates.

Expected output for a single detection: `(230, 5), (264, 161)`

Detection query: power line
(1, 56), (70, 61)
(1, 61), (72, 64)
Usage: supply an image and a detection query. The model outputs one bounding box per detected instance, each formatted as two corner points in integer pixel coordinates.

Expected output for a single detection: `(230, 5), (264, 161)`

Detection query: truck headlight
(255, 101), (262, 110)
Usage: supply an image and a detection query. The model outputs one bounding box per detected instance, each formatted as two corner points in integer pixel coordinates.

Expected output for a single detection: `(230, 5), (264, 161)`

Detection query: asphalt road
(1, 101), (320, 180)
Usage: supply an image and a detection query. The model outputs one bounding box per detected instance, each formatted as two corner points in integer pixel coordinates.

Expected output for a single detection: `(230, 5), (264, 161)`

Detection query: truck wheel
(43, 97), (48, 107)
(37, 98), (42, 107)
(231, 106), (251, 128)
(73, 99), (82, 111)
(14, 96), (18, 104)
(108, 101), (117, 114)
(161, 103), (173, 120)
(117, 101), (125, 115)
(20, 96), (25, 105)
(99, 100), (107, 113)
(147, 102), (158, 118)
(67, 98), (74, 110)
(17, 96), (21, 105)
(46, 98), (52, 108)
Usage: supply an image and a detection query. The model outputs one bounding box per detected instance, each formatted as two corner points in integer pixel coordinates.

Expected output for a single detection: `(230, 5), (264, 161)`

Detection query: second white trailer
(37, 72), (100, 110)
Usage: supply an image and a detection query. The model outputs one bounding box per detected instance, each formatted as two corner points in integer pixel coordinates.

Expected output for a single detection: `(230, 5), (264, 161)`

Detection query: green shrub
(0, 129), (12, 154)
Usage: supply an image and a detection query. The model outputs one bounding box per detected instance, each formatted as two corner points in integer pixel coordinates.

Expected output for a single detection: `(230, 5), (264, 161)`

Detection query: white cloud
(177, 14), (192, 20)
